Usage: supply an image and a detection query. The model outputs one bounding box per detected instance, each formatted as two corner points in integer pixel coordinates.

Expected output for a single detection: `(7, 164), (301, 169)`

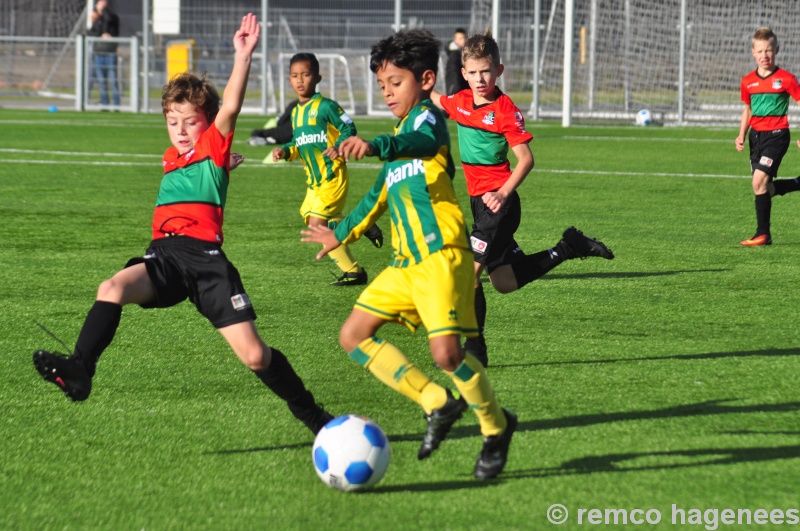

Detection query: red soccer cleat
(740, 234), (772, 247)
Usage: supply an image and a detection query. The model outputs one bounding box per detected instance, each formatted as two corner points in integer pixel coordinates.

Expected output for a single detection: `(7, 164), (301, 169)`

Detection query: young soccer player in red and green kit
(32, 14), (333, 435)
(735, 27), (800, 247)
(430, 30), (614, 367)
(302, 29), (515, 480)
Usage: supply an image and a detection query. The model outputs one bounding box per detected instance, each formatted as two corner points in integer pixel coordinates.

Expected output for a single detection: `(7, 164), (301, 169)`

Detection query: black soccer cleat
(474, 409), (518, 480)
(33, 350), (92, 402)
(418, 389), (468, 460)
(364, 224), (384, 248)
(561, 226), (614, 260)
(330, 268), (368, 287)
(300, 407), (335, 436)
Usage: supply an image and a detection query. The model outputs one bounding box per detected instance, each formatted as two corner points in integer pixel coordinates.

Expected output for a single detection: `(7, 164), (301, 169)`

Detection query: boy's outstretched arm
(429, 88), (445, 110)
(215, 13), (260, 138)
(301, 225), (341, 260)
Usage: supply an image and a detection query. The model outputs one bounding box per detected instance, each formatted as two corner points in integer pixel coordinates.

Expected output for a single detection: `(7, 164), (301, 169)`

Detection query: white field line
(0, 147), (749, 179)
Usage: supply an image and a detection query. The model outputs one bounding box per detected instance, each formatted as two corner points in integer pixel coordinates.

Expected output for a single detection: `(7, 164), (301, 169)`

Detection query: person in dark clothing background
(89, 0), (120, 107)
(445, 28), (469, 95)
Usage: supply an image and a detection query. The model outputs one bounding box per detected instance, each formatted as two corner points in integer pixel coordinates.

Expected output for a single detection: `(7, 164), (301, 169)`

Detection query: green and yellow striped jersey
(280, 93), (356, 188)
(334, 100), (470, 268)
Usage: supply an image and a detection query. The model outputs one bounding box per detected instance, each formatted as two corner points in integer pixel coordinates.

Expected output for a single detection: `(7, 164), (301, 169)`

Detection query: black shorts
(749, 128), (790, 178)
(469, 191), (525, 273)
(126, 236), (257, 328)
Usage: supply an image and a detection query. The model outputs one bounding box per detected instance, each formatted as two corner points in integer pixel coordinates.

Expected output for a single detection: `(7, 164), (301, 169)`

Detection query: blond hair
(462, 29), (500, 67)
(752, 27), (778, 50)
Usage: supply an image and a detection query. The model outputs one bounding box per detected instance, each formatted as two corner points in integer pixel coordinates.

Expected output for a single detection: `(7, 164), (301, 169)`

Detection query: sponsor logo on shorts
(231, 293), (251, 311)
(759, 156), (774, 167)
(204, 249), (220, 256)
(470, 236), (488, 254)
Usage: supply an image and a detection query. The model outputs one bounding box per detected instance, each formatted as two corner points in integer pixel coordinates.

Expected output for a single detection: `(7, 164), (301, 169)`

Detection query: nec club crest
(482, 111), (495, 126)
(773, 78), (783, 89)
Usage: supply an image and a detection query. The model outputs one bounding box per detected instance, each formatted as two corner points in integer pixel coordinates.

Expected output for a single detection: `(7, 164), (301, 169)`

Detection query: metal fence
(3, 0), (800, 124)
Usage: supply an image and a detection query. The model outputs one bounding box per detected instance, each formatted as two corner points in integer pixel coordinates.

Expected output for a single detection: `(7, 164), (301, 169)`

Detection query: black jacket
(89, 8), (120, 54)
(445, 41), (469, 95)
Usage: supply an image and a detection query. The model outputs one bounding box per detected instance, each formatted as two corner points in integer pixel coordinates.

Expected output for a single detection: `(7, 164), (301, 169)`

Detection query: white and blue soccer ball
(312, 414), (391, 492)
(635, 109), (652, 126)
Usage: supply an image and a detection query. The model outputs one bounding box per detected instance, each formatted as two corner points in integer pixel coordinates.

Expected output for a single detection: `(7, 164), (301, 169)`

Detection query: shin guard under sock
(755, 193), (772, 236)
(253, 347), (318, 419)
(445, 353), (506, 437)
(350, 337), (447, 413)
(511, 249), (565, 288)
(772, 178), (800, 196)
(73, 300), (122, 377)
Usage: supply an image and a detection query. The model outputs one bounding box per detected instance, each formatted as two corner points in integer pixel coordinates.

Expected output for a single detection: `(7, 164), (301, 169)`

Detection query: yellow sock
(350, 337), (447, 414)
(328, 244), (360, 274)
(445, 353), (507, 437)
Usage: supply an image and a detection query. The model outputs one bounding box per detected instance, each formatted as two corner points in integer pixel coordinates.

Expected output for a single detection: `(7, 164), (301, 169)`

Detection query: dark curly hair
(161, 72), (220, 123)
(369, 29), (441, 80)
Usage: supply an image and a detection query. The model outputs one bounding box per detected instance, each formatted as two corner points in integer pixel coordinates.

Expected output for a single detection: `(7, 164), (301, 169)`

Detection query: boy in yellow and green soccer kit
(273, 53), (382, 286)
(302, 29), (515, 480)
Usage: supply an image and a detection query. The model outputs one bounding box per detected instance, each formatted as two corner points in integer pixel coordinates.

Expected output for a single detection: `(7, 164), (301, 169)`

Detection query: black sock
(511, 249), (565, 288)
(772, 178), (800, 196)
(755, 193), (771, 236)
(253, 348), (319, 420)
(465, 283), (487, 354)
(73, 300), (122, 377)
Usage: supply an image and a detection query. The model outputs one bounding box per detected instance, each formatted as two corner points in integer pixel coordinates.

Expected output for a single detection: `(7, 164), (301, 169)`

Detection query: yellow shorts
(300, 176), (349, 225)
(355, 247), (479, 338)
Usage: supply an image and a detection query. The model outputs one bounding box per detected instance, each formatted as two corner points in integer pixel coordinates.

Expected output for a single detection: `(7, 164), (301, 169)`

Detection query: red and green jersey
(153, 123), (232, 244)
(741, 67), (800, 131)
(280, 93), (356, 189)
(439, 88), (533, 196)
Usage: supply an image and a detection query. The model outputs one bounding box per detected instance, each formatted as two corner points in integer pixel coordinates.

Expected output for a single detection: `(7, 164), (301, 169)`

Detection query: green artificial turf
(1, 109), (798, 530)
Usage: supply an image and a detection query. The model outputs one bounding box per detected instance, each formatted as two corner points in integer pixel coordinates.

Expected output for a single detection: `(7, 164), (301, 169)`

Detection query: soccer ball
(312, 414), (391, 492)
(635, 109), (652, 126)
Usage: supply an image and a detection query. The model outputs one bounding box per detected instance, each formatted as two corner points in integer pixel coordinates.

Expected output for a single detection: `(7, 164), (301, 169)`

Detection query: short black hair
(454, 28), (467, 35)
(289, 52), (319, 76)
(369, 29), (441, 80)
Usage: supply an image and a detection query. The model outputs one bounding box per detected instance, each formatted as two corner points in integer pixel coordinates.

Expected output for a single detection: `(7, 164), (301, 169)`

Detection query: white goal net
(537, 0), (800, 124)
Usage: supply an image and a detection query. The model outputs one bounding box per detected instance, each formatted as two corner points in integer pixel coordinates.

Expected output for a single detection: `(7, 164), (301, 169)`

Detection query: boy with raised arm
(33, 14), (332, 435)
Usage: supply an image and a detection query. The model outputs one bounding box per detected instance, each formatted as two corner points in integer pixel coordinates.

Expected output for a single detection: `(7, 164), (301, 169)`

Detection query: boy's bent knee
(96, 278), (122, 301)
(339, 326), (365, 353)
(430, 335), (464, 372)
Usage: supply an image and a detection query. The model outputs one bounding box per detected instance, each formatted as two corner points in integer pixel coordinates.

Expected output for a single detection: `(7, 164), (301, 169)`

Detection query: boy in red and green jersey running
(430, 30), (614, 367)
(735, 27), (800, 247)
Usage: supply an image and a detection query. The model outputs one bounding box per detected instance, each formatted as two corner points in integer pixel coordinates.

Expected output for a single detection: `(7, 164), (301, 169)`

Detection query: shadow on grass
(536, 269), (729, 281)
(209, 400), (800, 454)
(477, 269), (729, 284)
(502, 444), (800, 479)
(493, 347), (800, 369)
